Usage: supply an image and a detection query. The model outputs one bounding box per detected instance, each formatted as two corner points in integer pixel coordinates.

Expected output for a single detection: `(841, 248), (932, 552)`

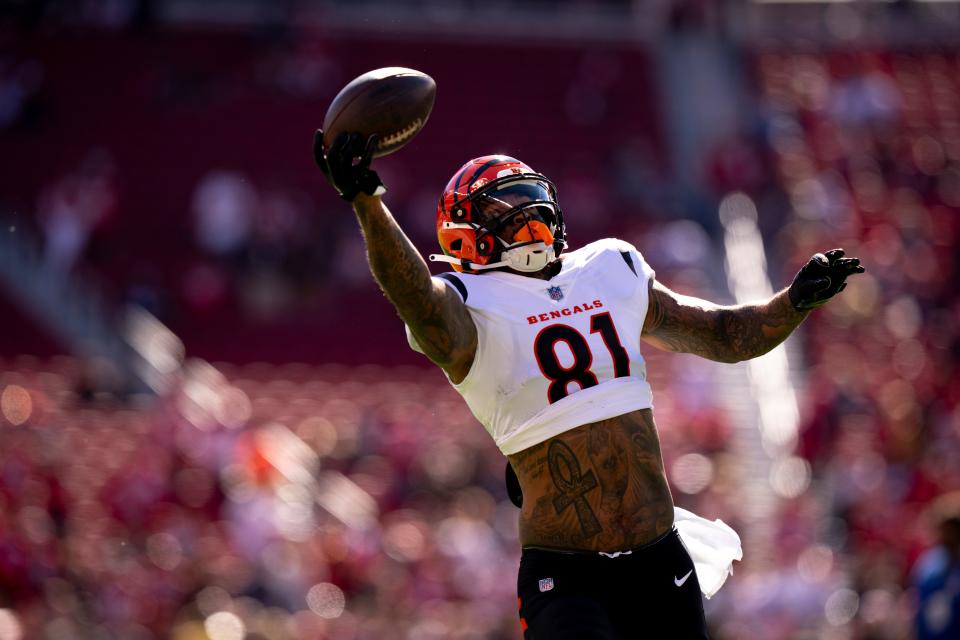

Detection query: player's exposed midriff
(508, 408), (675, 552)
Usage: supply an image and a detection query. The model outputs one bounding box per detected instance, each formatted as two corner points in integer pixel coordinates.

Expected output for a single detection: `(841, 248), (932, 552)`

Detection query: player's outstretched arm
(314, 131), (477, 382)
(353, 194), (477, 381)
(642, 249), (864, 363)
(642, 282), (804, 363)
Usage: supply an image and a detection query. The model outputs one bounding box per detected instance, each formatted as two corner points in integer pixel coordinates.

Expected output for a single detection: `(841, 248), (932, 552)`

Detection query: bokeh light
(769, 456), (811, 499)
(671, 453), (715, 495)
(797, 544), (834, 583)
(825, 588), (860, 626)
(0, 610), (23, 640)
(146, 532), (183, 571)
(203, 612), (245, 640)
(196, 587), (232, 618)
(382, 518), (428, 563)
(306, 583), (346, 619)
(1, 384), (32, 426)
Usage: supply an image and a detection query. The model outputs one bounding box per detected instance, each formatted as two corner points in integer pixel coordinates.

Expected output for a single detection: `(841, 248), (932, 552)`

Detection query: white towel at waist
(673, 506), (743, 599)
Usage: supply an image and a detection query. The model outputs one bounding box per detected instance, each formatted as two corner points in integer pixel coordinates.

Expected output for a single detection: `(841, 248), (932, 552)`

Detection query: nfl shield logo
(538, 578), (555, 592)
(547, 286), (564, 301)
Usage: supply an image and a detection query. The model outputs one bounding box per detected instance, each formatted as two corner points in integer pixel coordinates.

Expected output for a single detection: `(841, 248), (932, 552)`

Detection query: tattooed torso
(508, 408), (673, 551)
(350, 198), (808, 552)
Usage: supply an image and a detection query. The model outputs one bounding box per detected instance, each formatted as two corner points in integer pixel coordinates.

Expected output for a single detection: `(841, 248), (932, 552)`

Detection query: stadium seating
(2, 17), (958, 640)
(0, 354), (736, 638)
(0, 29), (661, 364)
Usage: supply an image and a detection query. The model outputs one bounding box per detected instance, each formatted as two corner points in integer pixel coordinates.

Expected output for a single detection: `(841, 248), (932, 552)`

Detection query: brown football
(322, 67), (436, 158)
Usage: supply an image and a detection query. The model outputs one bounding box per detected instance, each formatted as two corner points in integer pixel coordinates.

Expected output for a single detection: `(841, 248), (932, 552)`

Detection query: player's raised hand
(788, 248), (865, 312)
(313, 130), (386, 202)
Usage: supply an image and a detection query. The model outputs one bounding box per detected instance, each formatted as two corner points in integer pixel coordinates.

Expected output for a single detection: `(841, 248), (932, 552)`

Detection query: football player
(314, 131), (864, 639)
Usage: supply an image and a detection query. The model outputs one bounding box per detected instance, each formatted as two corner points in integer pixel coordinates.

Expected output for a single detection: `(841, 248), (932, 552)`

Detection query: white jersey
(406, 238), (656, 455)
(410, 242), (745, 596)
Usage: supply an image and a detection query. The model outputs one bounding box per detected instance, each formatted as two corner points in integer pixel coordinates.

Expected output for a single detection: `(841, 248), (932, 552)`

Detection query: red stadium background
(1, 1), (959, 639)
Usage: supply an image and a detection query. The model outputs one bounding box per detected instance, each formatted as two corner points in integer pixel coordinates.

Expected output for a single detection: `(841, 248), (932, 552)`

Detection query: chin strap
(430, 242), (556, 273)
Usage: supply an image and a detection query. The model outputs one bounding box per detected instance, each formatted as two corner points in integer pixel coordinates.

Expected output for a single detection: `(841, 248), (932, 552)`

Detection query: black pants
(517, 528), (710, 639)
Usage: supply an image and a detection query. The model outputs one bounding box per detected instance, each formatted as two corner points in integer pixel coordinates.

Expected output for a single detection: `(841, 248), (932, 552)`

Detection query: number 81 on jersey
(533, 312), (630, 404)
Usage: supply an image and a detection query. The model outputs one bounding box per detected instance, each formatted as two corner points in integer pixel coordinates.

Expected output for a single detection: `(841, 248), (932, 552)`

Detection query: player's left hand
(313, 130), (386, 202)
(788, 248), (865, 312)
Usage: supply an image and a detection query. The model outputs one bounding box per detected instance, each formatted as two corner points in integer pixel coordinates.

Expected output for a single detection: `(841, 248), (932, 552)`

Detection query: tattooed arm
(641, 280), (807, 363)
(353, 194), (477, 382)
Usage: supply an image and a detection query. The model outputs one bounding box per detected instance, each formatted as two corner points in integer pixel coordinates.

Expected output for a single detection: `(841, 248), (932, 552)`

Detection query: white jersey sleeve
(406, 238), (657, 455)
(404, 273), (469, 355)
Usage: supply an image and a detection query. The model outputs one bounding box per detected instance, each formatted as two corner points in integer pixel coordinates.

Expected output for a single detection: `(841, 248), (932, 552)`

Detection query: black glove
(788, 248), (865, 312)
(313, 130), (386, 202)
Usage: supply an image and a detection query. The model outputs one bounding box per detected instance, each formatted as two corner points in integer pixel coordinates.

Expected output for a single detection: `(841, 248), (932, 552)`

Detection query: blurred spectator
(36, 148), (118, 275)
(235, 182), (307, 320)
(705, 133), (767, 198)
(191, 170), (257, 260)
(829, 58), (901, 131)
(255, 39), (341, 99)
(756, 46), (960, 640)
(0, 56), (45, 131)
(912, 496), (960, 640)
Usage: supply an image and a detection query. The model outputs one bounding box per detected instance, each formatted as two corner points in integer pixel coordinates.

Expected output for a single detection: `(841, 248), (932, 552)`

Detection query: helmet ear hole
(476, 234), (495, 256)
(450, 239), (462, 251)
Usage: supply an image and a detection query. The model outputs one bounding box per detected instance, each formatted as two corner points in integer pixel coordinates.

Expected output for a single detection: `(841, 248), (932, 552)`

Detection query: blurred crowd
(727, 49), (960, 640)
(0, 329), (757, 640)
(0, 25), (666, 363)
(0, 358), (529, 639)
(1, 9), (959, 640)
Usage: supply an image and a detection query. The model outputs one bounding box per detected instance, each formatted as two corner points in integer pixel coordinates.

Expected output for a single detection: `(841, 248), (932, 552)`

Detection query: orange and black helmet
(430, 155), (566, 273)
